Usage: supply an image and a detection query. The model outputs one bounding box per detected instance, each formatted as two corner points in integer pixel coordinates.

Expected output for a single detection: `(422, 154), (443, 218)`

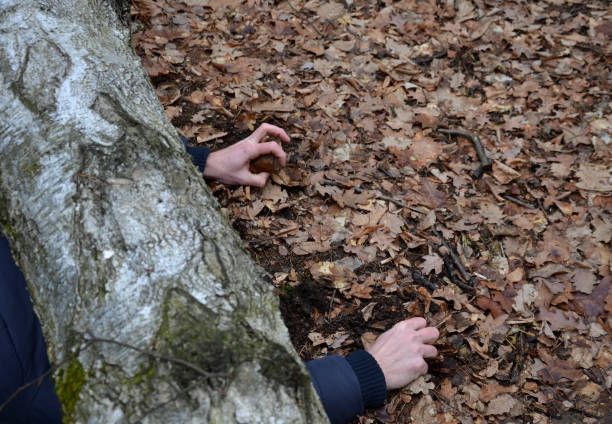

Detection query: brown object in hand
(250, 154), (281, 174)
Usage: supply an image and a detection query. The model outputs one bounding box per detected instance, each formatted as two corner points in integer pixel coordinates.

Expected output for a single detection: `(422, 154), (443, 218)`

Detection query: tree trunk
(0, 0), (327, 422)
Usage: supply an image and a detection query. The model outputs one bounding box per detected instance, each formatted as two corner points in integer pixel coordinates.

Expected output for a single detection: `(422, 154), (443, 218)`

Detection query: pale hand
(203, 123), (290, 187)
(367, 317), (439, 390)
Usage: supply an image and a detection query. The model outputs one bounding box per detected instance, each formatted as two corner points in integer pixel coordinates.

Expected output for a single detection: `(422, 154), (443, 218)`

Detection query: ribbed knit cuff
(345, 350), (386, 408)
(181, 137), (211, 173)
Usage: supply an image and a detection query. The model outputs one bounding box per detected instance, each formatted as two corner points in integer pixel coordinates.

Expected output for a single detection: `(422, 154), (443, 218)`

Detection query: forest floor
(131, 0), (611, 422)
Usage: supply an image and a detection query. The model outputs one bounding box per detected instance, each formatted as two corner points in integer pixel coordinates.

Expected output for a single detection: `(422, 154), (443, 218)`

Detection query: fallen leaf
(485, 394), (522, 416)
(410, 395), (438, 424)
(575, 164), (612, 192)
(476, 296), (504, 318)
(537, 308), (587, 332)
(361, 302), (377, 322)
(420, 253), (444, 275)
(417, 209), (436, 231)
(479, 382), (517, 403)
(573, 268), (597, 294)
(480, 202), (505, 225)
(406, 375), (435, 395)
(513, 283), (538, 316)
(261, 181), (288, 204)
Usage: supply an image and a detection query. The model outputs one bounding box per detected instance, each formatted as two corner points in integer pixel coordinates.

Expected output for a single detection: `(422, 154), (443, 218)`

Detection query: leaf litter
(131, 0), (611, 422)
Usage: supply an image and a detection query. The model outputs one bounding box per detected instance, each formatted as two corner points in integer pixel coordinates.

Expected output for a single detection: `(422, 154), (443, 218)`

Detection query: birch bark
(0, 1), (327, 422)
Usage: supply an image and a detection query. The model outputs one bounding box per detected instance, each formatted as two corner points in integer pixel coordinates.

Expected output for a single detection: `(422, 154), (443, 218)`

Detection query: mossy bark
(0, 0), (327, 422)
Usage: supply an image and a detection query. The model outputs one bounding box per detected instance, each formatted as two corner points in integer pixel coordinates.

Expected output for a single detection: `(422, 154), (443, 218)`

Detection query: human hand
(203, 123), (290, 187)
(366, 318), (439, 390)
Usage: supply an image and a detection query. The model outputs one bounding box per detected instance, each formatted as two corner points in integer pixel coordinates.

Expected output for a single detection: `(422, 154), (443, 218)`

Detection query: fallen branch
(502, 194), (536, 209)
(442, 254), (475, 292)
(432, 228), (475, 287)
(438, 129), (492, 179)
(412, 269), (437, 292)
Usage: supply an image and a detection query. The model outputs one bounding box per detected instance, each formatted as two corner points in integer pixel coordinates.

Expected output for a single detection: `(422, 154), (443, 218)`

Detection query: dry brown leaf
(420, 253), (444, 275)
(575, 164), (612, 192)
(406, 375), (434, 395)
(537, 308), (587, 332)
(479, 382), (517, 403)
(573, 268), (597, 294)
(485, 394), (522, 416)
(410, 395), (438, 424)
(417, 209), (436, 231)
(261, 181), (287, 204)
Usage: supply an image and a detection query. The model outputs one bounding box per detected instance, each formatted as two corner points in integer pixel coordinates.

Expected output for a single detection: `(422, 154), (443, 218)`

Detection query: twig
(442, 254), (474, 292)
(412, 49), (447, 66)
(286, 0), (324, 37)
(3, 332), (225, 416)
(130, 376), (206, 424)
(510, 331), (524, 383)
(85, 331), (225, 379)
(247, 234), (287, 245)
(438, 129), (492, 178)
(377, 167), (398, 180)
(432, 228), (473, 285)
(412, 270), (437, 292)
(455, 279), (475, 293)
(0, 342), (91, 413)
(321, 178), (427, 214)
(376, 192), (426, 214)
(502, 194), (535, 209)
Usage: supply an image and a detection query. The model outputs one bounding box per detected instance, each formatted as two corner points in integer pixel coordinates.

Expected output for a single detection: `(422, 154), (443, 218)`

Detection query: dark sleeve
(181, 136), (211, 173)
(306, 351), (386, 424)
(0, 233), (62, 423)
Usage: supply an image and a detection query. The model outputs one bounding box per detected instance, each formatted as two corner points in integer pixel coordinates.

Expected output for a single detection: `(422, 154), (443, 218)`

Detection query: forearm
(306, 351), (386, 424)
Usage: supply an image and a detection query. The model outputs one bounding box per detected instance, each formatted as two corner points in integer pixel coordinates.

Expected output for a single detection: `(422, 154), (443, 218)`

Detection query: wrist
(346, 350), (387, 408)
(202, 151), (224, 180)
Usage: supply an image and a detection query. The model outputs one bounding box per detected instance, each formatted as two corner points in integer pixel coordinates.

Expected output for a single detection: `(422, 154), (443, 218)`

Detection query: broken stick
(412, 270), (437, 292)
(438, 129), (492, 179)
(442, 254), (475, 292)
(432, 228), (476, 288)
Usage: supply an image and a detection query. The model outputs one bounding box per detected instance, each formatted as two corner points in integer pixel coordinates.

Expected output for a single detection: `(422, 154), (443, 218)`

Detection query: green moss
(22, 161), (40, 175)
(2, 224), (17, 239)
(54, 358), (86, 423)
(128, 362), (155, 387)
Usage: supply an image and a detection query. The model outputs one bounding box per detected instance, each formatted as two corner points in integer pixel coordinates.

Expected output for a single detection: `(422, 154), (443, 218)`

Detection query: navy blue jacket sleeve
(306, 351), (386, 424)
(0, 233), (62, 424)
(181, 137), (211, 173)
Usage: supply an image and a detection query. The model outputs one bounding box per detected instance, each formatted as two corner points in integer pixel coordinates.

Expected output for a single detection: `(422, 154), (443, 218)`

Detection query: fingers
(251, 123), (290, 143)
(252, 141), (287, 166)
(248, 171), (270, 188)
(419, 359), (429, 375)
(397, 317), (427, 331)
(421, 344), (438, 358)
(415, 327), (440, 344)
